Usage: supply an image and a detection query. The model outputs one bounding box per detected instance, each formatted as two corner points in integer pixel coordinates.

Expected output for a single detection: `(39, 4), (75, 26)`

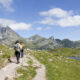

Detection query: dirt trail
(27, 55), (46, 80)
(0, 54), (46, 80)
(33, 64), (46, 80)
(0, 56), (28, 80)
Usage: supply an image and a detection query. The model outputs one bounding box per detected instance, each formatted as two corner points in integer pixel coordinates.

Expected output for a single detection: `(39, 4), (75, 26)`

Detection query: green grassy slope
(0, 45), (14, 68)
(49, 48), (80, 57)
(29, 48), (80, 80)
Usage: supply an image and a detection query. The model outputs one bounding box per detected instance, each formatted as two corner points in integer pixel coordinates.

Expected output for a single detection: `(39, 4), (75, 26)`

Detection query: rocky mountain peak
(29, 34), (44, 41)
(0, 25), (21, 45)
(49, 36), (54, 40)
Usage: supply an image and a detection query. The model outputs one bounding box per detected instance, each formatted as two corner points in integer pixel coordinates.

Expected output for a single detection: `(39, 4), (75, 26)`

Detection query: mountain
(56, 39), (80, 48)
(73, 41), (80, 48)
(26, 35), (59, 50)
(56, 39), (73, 48)
(27, 35), (80, 49)
(0, 25), (21, 45)
(0, 25), (80, 49)
(27, 34), (46, 42)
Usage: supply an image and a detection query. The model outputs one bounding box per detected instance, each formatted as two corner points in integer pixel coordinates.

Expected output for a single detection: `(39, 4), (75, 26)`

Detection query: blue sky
(0, 0), (80, 41)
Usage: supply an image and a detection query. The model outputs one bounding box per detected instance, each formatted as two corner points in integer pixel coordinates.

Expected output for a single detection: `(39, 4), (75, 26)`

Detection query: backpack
(22, 44), (24, 48)
(14, 43), (21, 52)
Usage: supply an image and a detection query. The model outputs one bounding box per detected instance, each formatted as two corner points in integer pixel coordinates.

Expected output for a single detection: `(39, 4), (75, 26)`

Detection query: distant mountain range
(26, 35), (58, 49)
(0, 25), (80, 49)
(56, 39), (80, 48)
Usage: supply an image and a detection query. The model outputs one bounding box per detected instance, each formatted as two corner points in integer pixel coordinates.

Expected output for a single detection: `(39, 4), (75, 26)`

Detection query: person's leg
(20, 51), (22, 58)
(21, 50), (24, 58)
(17, 52), (20, 63)
(16, 51), (20, 63)
(23, 50), (24, 57)
(15, 51), (18, 62)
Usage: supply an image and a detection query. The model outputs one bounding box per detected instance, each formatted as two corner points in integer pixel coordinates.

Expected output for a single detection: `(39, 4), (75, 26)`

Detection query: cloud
(0, 18), (15, 25)
(0, 18), (32, 30)
(9, 23), (32, 30)
(40, 8), (73, 18)
(40, 17), (56, 25)
(57, 15), (80, 27)
(0, 0), (14, 12)
(39, 8), (80, 27)
(36, 27), (42, 31)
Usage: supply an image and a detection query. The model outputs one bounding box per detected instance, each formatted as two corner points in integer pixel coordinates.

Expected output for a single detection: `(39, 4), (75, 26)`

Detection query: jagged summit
(49, 36), (54, 40)
(0, 25), (21, 45)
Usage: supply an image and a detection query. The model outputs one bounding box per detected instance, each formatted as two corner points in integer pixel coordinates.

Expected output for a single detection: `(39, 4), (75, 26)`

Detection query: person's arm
(14, 44), (16, 50)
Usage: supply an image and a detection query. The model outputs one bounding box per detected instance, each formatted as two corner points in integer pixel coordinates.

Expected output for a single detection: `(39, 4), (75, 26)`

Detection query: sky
(0, 0), (80, 41)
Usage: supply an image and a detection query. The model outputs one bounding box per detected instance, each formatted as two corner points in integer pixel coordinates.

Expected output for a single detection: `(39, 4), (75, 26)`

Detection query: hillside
(26, 35), (59, 50)
(29, 49), (80, 80)
(56, 39), (80, 48)
(26, 35), (80, 49)
(0, 25), (80, 49)
(0, 44), (80, 80)
(0, 25), (21, 45)
(0, 44), (14, 68)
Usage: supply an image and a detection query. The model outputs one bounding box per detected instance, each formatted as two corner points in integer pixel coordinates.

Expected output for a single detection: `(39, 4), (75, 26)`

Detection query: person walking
(14, 40), (22, 64)
(20, 42), (24, 58)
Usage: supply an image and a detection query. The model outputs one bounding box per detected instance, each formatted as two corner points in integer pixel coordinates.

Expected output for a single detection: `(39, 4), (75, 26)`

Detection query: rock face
(0, 25), (21, 45)
(26, 35), (59, 50)
(27, 35), (80, 49)
(56, 39), (80, 48)
(28, 34), (45, 41)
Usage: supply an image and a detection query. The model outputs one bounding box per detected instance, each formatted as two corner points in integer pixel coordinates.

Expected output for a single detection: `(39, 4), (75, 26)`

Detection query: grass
(15, 58), (37, 80)
(29, 48), (80, 80)
(49, 48), (80, 57)
(0, 45), (80, 80)
(0, 44), (37, 80)
(0, 45), (14, 68)
(0, 45), (14, 58)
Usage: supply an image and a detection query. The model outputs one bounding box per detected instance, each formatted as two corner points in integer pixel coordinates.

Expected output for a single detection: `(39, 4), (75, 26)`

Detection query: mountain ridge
(0, 25), (80, 49)
(0, 25), (22, 45)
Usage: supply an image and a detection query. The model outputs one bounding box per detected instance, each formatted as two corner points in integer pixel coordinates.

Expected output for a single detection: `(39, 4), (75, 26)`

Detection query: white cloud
(36, 27), (42, 31)
(0, 0), (14, 12)
(39, 8), (80, 27)
(40, 8), (73, 18)
(0, 18), (32, 30)
(9, 23), (32, 30)
(0, 18), (15, 25)
(40, 17), (55, 25)
(57, 15), (80, 27)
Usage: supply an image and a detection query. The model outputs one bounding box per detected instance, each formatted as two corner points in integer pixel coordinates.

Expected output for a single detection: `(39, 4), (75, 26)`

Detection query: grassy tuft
(0, 45), (14, 68)
(15, 59), (37, 80)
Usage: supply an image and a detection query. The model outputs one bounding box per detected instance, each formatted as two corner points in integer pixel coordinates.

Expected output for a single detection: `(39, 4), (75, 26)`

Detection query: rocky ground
(0, 54), (46, 80)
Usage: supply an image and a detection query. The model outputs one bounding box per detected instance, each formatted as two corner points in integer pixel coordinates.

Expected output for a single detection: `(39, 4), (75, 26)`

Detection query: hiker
(14, 40), (22, 64)
(20, 42), (24, 58)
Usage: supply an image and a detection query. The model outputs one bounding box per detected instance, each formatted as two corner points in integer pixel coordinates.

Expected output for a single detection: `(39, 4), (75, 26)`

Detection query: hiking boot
(17, 61), (20, 64)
